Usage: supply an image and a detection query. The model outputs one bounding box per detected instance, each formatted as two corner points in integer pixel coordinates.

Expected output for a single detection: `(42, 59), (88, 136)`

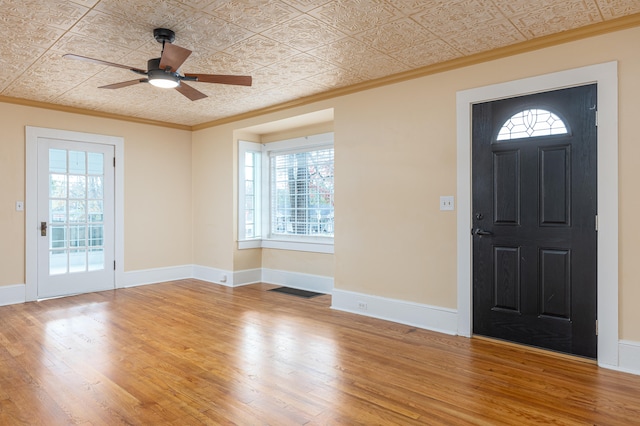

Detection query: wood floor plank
(0, 279), (639, 425)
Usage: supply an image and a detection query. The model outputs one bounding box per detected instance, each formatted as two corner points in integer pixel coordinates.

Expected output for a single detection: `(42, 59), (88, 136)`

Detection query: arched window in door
(497, 108), (568, 141)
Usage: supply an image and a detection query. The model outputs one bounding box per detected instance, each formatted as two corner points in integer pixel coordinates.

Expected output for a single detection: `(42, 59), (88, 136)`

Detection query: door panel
(540, 146), (571, 225)
(37, 138), (115, 299)
(493, 246), (520, 312)
(493, 151), (520, 224)
(472, 84), (597, 358)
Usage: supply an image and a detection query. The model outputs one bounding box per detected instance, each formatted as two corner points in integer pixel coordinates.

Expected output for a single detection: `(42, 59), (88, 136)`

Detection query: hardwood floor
(0, 280), (639, 425)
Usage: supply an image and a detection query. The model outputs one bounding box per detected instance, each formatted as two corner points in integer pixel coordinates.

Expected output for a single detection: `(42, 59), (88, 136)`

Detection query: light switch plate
(440, 196), (454, 211)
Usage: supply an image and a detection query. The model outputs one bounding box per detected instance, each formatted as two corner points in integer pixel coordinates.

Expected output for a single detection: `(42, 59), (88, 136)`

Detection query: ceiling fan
(63, 28), (252, 101)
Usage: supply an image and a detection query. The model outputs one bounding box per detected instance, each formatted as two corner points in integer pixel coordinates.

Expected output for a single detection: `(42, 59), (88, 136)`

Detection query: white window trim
(238, 133), (334, 254)
(238, 140), (263, 243)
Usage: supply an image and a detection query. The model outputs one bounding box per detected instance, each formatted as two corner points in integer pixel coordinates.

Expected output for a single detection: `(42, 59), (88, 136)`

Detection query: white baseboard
(331, 289), (458, 336)
(192, 264), (234, 286)
(262, 268), (333, 294)
(122, 265), (333, 291)
(0, 284), (26, 306)
(233, 268), (262, 286)
(614, 340), (640, 376)
(122, 265), (193, 288)
(192, 265), (263, 287)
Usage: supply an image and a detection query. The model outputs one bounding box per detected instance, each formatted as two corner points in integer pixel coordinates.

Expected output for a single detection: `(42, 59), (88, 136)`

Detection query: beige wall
(262, 250), (334, 276)
(191, 124), (234, 270)
(0, 103), (192, 285)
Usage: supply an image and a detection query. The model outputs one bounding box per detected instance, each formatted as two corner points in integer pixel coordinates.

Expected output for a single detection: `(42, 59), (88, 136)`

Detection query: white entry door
(36, 138), (115, 298)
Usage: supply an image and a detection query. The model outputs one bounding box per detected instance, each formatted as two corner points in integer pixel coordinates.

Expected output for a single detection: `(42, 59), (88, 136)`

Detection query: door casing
(456, 62), (619, 368)
(26, 126), (125, 301)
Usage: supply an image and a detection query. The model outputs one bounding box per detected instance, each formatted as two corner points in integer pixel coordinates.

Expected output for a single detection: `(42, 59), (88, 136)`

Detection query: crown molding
(0, 95), (192, 131)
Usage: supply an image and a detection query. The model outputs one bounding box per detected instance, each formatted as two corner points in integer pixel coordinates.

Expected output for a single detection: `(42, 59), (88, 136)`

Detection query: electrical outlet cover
(440, 196), (454, 211)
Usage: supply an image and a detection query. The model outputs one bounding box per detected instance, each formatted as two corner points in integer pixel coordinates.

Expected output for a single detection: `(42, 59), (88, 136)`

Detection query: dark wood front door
(472, 85), (597, 358)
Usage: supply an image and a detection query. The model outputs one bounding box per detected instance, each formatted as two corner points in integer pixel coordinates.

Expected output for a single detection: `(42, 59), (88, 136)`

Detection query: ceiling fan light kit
(147, 58), (180, 89)
(63, 28), (252, 101)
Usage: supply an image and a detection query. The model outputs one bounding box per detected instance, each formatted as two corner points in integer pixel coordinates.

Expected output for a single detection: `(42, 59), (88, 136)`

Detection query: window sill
(238, 238), (334, 254)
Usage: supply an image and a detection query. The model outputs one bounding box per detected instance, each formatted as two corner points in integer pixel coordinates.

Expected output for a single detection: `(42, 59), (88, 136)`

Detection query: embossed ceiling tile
(509, 2), (603, 38)
(0, 44), (46, 75)
(185, 51), (257, 75)
(389, 38), (462, 68)
(491, 0), (593, 17)
(0, 14), (66, 50)
(281, 0), (334, 13)
(174, 0), (221, 9)
(0, 74), (16, 93)
(57, 85), (129, 111)
(224, 35), (301, 66)
(261, 15), (346, 52)
(191, 83), (252, 103)
(307, 37), (408, 79)
(207, 0), (303, 33)
(251, 79), (329, 105)
(0, 0), (89, 30)
(441, 19), (526, 55)
(4, 77), (70, 102)
(54, 33), (137, 64)
(248, 88), (296, 106)
(94, 0), (193, 28)
(307, 38), (375, 68)
(355, 17), (437, 54)
(354, 53), (410, 80)
(172, 14), (254, 53)
(70, 0), (99, 6)
(70, 10), (151, 50)
(225, 97), (269, 113)
(596, 0), (640, 18)
(5, 51), (100, 101)
(266, 53), (339, 82)
(250, 66), (297, 91)
(309, 0), (404, 35)
(386, 0), (437, 15)
(411, 0), (505, 33)
(304, 68), (363, 90)
(279, 79), (331, 98)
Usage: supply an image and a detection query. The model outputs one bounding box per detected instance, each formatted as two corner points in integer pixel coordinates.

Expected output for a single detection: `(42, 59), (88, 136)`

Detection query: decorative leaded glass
(497, 109), (568, 141)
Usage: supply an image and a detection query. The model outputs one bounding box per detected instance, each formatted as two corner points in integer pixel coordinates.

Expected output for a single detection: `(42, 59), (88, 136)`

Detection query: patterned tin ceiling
(1, 0), (639, 127)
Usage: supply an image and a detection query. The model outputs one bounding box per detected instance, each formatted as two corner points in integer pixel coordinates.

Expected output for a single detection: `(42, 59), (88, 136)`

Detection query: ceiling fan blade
(99, 79), (147, 89)
(183, 73), (252, 86)
(159, 43), (192, 72)
(63, 54), (146, 74)
(175, 82), (207, 101)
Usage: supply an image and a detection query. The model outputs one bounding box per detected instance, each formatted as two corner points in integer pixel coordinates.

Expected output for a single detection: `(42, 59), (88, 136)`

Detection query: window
(497, 108), (568, 141)
(239, 133), (334, 253)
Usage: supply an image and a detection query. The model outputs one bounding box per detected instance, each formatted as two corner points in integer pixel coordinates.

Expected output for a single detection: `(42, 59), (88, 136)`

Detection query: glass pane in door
(49, 148), (105, 275)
